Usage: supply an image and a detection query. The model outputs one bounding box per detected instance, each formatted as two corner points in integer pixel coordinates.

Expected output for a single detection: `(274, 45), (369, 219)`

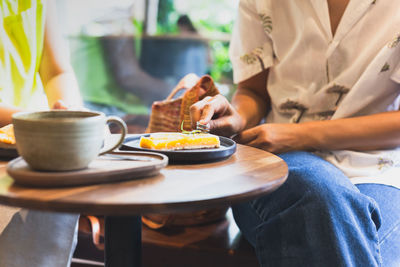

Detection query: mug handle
(99, 116), (127, 155)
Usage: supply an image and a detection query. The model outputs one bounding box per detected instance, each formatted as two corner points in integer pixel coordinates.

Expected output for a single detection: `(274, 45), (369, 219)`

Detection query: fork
(196, 121), (210, 133)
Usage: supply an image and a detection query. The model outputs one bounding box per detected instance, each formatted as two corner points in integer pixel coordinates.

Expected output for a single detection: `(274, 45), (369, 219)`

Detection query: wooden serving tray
(6, 151), (168, 187)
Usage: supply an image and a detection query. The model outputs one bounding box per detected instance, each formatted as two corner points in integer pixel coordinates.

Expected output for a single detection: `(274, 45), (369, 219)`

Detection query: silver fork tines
(196, 121), (210, 133)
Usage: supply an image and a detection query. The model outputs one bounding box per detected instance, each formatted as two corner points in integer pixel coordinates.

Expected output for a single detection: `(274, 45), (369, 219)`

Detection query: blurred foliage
(132, 18), (143, 56)
(155, 0), (236, 83)
(132, 18), (143, 36)
(209, 41), (231, 82)
(157, 0), (178, 34)
(197, 19), (233, 82)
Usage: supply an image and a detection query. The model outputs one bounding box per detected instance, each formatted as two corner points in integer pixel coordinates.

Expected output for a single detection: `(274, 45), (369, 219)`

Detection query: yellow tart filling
(140, 132), (220, 150)
(0, 124), (15, 145)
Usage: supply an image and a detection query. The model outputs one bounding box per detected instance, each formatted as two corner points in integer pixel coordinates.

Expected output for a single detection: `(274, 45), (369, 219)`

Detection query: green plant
(132, 18), (143, 56)
(209, 40), (232, 81)
(157, 0), (178, 34)
(153, 0), (236, 83)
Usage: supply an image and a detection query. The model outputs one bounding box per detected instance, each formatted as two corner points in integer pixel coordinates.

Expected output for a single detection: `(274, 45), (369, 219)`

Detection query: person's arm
(0, 1), (82, 127)
(233, 87), (400, 154)
(233, 110), (400, 154)
(231, 70), (400, 153)
(0, 105), (23, 126)
(191, 70), (400, 154)
(267, 112), (400, 152)
(39, 0), (83, 109)
(190, 69), (269, 137)
(232, 69), (270, 130)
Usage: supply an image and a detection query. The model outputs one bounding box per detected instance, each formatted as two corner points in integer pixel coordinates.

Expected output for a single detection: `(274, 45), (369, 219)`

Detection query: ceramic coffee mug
(12, 110), (127, 171)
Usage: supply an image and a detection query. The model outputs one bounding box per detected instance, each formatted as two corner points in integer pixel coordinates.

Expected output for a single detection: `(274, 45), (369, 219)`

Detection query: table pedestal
(105, 215), (142, 267)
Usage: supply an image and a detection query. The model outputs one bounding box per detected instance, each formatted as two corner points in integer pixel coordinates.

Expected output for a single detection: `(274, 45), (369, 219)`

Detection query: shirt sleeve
(229, 0), (274, 84)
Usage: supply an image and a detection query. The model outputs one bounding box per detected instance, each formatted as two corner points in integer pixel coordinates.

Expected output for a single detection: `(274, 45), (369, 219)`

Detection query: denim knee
(247, 151), (367, 222)
(278, 151), (356, 190)
(280, 151), (380, 225)
(234, 151), (382, 266)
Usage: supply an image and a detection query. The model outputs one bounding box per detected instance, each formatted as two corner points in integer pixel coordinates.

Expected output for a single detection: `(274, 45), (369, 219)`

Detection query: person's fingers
(190, 94), (233, 131)
(198, 95), (229, 124)
(234, 127), (258, 144)
(198, 99), (216, 124)
(190, 96), (212, 128)
(52, 101), (89, 111)
(208, 116), (237, 137)
(52, 100), (68, 110)
(245, 138), (267, 151)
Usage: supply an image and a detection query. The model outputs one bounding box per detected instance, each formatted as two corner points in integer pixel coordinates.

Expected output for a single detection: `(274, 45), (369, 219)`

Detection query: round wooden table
(0, 144), (288, 267)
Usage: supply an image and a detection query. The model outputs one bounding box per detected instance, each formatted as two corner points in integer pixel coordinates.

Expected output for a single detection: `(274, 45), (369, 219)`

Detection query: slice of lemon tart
(139, 132), (220, 150)
(0, 124), (15, 145)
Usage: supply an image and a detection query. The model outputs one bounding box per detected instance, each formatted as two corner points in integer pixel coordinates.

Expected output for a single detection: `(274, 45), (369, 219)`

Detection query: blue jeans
(232, 151), (400, 267)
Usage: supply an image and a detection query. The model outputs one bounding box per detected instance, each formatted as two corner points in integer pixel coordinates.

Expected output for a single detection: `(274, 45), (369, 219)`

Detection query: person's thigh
(356, 184), (400, 267)
(0, 209), (79, 267)
(232, 151), (381, 267)
(232, 151), (366, 246)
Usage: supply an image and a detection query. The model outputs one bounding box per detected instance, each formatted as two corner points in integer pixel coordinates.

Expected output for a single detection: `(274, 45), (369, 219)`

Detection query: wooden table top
(0, 145), (288, 215)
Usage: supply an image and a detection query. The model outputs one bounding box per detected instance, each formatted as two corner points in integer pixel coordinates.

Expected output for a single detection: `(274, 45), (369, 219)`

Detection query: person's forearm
(232, 88), (268, 130)
(0, 72), (82, 127)
(232, 69), (270, 131)
(39, 0), (83, 109)
(44, 72), (83, 108)
(297, 111), (400, 151)
(0, 105), (22, 126)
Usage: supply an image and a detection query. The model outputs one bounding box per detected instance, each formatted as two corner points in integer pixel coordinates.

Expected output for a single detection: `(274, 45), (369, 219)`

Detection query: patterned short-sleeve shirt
(229, 0), (400, 189)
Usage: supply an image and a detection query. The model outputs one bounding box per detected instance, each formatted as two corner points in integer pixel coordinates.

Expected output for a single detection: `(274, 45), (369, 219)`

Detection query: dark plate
(121, 134), (236, 164)
(0, 143), (18, 160)
(0, 148), (19, 160)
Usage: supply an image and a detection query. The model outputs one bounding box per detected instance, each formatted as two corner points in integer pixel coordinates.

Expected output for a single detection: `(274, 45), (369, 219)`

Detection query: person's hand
(51, 100), (68, 110)
(190, 94), (245, 137)
(234, 123), (306, 154)
(51, 100), (88, 111)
